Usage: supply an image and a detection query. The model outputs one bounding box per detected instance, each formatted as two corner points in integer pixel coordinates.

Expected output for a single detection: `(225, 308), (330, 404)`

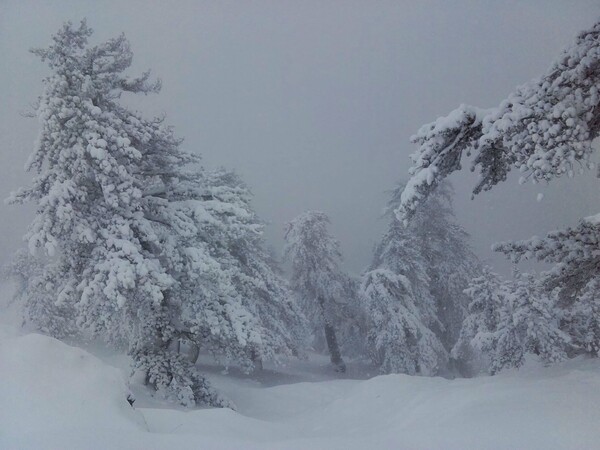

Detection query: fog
(1, 0), (599, 276)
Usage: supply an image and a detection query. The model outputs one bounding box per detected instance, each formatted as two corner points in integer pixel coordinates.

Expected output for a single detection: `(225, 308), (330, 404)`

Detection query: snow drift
(1, 330), (599, 449)
(0, 333), (146, 447)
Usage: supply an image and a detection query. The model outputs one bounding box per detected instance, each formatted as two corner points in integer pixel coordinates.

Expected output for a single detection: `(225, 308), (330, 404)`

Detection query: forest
(1, 3), (599, 449)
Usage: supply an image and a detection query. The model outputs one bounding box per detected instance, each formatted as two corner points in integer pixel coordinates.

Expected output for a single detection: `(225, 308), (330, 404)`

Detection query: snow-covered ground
(1, 295), (599, 449)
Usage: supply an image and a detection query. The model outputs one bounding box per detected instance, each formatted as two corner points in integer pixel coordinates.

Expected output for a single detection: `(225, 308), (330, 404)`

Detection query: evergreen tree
(336, 275), (367, 359)
(362, 181), (479, 375)
(567, 277), (600, 356)
(401, 182), (481, 349)
(283, 211), (349, 372)
(452, 267), (506, 367)
(198, 169), (309, 367)
(362, 183), (477, 375)
(361, 269), (446, 375)
(399, 19), (600, 362)
(491, 273), (568, 374)
(1, 249), (77, 338)
(454, 269), (568, 374)
(495, 217), (600, 357)
(399, 20), (600, 222)
(374, 188), (438, 329)
(8, 20), (245, 407)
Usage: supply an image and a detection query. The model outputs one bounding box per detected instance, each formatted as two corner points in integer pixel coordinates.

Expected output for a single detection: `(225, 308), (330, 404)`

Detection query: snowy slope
(1, 322), (599, 450)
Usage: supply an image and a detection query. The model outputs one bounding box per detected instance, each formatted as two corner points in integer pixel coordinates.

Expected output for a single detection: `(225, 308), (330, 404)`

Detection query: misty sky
(1, 0), (600, 276)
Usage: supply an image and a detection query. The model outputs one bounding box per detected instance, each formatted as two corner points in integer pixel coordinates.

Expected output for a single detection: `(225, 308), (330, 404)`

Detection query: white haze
(1, 0), (599, 276)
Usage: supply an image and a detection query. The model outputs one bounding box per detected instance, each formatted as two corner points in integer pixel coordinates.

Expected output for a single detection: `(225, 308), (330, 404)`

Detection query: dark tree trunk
(188, 343), (200, 364)
(250, 348), (264, 372)
(324, 322), (346, 373)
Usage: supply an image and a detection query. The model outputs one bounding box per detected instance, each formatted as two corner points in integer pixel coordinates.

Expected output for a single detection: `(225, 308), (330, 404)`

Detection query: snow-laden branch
(399, 21), (600, 223)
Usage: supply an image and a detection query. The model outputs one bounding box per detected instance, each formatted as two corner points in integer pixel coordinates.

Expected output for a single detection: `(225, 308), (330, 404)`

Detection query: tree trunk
(188, 344), (200, 364)
(250, 348), (264, 372)
(324, 322), (346, 373)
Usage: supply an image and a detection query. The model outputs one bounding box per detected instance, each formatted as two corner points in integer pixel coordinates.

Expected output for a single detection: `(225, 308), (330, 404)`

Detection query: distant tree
(454, 268), (568, 374)
(401, 182), (481, 349)
(362, 181), (478, 375)
(452, 267), (506, 367)
(336, 275), (368, 359)
(398, 20), (600, 361)
(491, 272), (568, 373)
(361, 269), (446, 375)
(283, 211), (349, 372)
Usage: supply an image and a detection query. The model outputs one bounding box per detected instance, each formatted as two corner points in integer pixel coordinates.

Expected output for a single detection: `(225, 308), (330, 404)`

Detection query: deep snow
(1, 285), (598, 449)
(1, 312), (600, 450)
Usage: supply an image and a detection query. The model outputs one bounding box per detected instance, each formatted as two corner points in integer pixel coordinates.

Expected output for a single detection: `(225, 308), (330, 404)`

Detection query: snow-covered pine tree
(494, 217), (600, 357)
(398, 19), (600, 361)
(283, 211), (349, 372)
(568, 277), (600, 356)
(8, 20), (238, 407)
(196, 168), (309, 368)
(336, 275), (367, 359)
(373, 186), (438, 329)
(491, 272), (568, 374)
(393, 182), (481, 350)
(361, 268), (446, 375)
(454, 269), (568, 374)
(452, 267), (507, 370)
(162, 169), (263, 378)
(399, 20), (600, 222)
(361, 184), (459, 375)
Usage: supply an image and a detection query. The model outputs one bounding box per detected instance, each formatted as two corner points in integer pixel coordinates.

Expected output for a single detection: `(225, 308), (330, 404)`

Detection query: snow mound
(2, 329), (599, 449)
(293, 364), (600, 449)
(144, 357), (600, 449)
(0, 333), (146, 445)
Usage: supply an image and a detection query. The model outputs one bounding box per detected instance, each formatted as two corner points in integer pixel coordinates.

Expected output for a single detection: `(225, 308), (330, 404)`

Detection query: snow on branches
(455, 269), (568, 374)
(7, 20), (305, 407)
(399, 20), (600, 222)
(283, 211), (352, 372)
(362, 181), (480, 375)
(398, 19), (600, 365)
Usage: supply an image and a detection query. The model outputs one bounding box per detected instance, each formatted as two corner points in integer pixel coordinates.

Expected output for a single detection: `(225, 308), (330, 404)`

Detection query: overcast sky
(1, 0), (599, 276)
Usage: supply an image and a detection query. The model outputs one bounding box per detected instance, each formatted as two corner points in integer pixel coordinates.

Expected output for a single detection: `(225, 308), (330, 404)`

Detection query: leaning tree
(283, 211), (351, 372)
(8, 20), (262, 407)
(398, 20), (600, 358)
